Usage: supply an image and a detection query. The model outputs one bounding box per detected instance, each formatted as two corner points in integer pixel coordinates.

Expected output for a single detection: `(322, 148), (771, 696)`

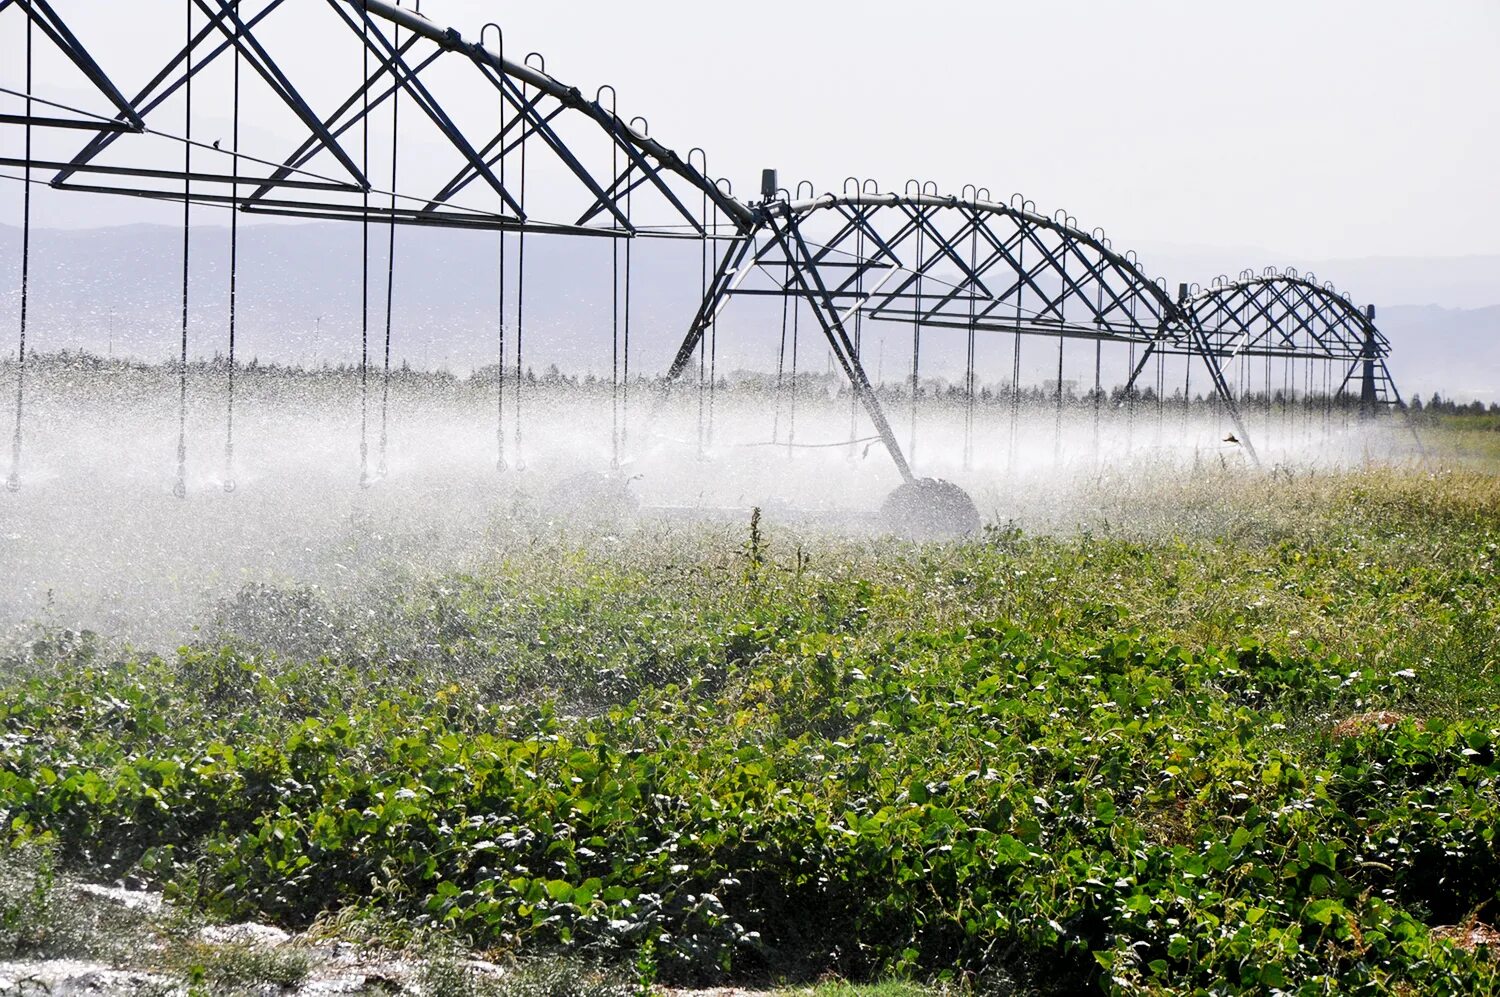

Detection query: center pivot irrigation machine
(1, 0), (1418, 533)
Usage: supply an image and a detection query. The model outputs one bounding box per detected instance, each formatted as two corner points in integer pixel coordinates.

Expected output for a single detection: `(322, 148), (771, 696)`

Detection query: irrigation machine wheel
(879, 477), (982, 541)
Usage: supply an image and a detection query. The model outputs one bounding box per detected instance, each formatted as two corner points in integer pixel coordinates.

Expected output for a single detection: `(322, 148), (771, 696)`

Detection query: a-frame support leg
(1122, 332), (1260, 466)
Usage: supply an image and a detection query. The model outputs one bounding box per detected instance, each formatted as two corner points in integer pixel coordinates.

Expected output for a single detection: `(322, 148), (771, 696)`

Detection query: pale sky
(3, 0), (1498, 261)
(427, 0), (1500, 260)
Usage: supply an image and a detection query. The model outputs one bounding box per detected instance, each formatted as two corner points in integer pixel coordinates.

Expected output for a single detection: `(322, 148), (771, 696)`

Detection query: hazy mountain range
(0, 222), (1495, 402)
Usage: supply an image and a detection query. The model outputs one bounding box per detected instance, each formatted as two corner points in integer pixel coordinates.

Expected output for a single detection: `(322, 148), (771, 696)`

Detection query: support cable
(910, 202), (923, 464)
(6, 13), (32, 493)
(702, 178), (729, 450)
(1304, 348), (1313, 449)
(1124, 289), (1136, 454)
(1265, 338), (1272, 446)
(707, 218), (718, 450)
(1093, 339), (1102, 456)
(223, 1), (241, 493)
(696, 181), (707, 455)
(850, 202), (864, 453)
(618, 229), (630, 461)
(622, 124), (637, 455)
(1092, 277), (1106, 456)
(379, 16), (399, 480)
(359, 1), (371, 487)
(514, 59), (535, 471)
(1350, 353), (1362, 434)
(1054, 241), (1066, 463)
(1283, 350), (1292, 444)
(742, 434), (880, 451)
(1182, 345), (1191, 441)
(964, 216), (977, 470)
(1008, 221), (1024, 471)
(1154, 340), (1165, 441)
(773, 256), (790, 444)
(1323, 357), (1331, 436)
(605, 89), (620, 469)
(788, 273), (800, 456)
(483, 24), (505, 472)
(1054, 333), (1065, 462)
(174, 0), (193, 500)
(1009, 329), (1021, 468)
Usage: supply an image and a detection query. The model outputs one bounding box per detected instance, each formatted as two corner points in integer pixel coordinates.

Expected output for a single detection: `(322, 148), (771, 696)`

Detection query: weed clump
(0, 844), (150, 962)
(1331, 709), (1424, 739)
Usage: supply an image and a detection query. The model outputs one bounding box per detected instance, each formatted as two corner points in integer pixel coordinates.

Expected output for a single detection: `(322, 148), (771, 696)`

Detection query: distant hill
(1378, 304), (1500, 403)
(0, 220), (680, 374)
(1133, 241), (1500, 311)
(1, 222), (1494, 402)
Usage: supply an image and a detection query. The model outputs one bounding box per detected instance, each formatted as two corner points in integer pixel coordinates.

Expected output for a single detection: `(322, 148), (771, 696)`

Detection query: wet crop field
(1, 380), (1497, 993)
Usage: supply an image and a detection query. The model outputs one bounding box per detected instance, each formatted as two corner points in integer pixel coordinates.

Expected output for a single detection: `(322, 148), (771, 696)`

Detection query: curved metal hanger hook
(479, 23), (503, 58)
(595, 84), (617, 123)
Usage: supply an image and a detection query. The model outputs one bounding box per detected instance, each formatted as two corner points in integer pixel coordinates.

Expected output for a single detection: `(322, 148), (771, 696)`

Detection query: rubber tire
(879, 477), (982, 540)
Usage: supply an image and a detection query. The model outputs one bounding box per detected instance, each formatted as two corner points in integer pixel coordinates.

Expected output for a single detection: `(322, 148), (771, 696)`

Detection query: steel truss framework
(0, 0), (142, 133)
(1176, 272), (1402, 408)
(667, 193), (1410, 475)
(1, 0), (749, 235)
(2, 1), (1416, 493)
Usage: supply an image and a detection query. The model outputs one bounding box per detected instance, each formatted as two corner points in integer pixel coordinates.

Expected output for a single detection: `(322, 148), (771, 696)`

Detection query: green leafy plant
(2, 467), (1499, 994)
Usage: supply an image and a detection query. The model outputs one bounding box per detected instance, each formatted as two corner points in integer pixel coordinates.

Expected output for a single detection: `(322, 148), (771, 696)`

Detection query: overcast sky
(4, 0), (1498, 261)
(428, 0), (1500, 260)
